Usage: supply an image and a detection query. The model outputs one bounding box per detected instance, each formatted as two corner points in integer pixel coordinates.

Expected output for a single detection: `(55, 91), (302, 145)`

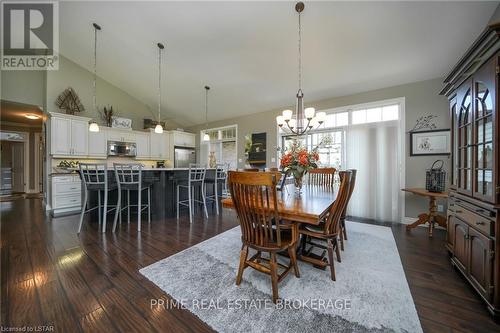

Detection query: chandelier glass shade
(276, 2), (323, 136)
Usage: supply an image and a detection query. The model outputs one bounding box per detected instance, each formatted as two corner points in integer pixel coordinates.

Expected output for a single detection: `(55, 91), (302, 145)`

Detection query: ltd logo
(2, 1), (59, 70)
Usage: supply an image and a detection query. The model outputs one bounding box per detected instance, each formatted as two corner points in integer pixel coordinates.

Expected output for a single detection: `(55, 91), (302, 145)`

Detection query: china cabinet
(442, 22), (500, 319)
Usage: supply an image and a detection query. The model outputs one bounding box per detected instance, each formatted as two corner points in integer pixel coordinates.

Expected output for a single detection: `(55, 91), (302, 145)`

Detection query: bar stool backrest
(189, 163), (206, 184)
(215, 163), (228, 181)
(114, 163), (142, 186)
(79, 163), (108, 187)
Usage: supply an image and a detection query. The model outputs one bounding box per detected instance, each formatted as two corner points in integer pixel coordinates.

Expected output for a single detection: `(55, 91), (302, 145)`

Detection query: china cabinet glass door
(450, 98), (458, 188)
(472, 58), (496, 202)
(457, 83), (473, 195)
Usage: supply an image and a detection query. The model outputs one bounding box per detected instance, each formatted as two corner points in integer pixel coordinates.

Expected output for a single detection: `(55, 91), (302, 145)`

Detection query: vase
(209, 151), (217, 168)
(293, 173), (304, 195)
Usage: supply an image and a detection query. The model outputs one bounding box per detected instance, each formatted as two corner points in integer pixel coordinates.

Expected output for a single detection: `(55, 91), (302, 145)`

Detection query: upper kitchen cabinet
(106, 128), (136, 143)
(171, 130), (195, 147)
(135, 132), (150, 159)
(88, 127), (107, 158)
(49, 113), (89, 157)
(150, 130), (170, 160)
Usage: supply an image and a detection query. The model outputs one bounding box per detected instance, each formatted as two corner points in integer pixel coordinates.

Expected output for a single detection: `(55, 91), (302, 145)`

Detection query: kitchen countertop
(53, 167), (217, 173)
(142, 167), (217, 171)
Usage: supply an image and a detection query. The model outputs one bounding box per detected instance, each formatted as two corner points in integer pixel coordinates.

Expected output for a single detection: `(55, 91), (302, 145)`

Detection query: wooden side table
(402, 188), (448, 237)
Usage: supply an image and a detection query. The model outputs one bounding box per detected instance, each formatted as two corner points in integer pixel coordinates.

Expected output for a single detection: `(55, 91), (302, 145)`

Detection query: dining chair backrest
(324, 170), (352, 235)
(307, 167), (336, 186)
(189, 163), (206, 183)
(228, 171), (282, 249)
(79, 163), (108, 186)
(113, 163), (142, 185)
(341, 169), (357, 217)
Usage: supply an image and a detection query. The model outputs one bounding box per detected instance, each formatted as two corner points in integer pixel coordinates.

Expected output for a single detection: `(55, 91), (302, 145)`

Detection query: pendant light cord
(158, 45), (162, 122)
(93, 25), (98, 114)
(298, 9), (302, 93)
(205, 86), (209, 128)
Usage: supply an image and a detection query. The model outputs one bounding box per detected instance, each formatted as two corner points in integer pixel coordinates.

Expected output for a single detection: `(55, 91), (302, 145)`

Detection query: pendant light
(89, 22), (101, 132)
(203, 86), (211, 141)
(154, 42), (165, 134)
(276, 2), (325, 136)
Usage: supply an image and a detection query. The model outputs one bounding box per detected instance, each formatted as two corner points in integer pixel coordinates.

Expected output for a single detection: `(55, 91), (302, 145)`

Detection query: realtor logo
(1, 1), (59, 70)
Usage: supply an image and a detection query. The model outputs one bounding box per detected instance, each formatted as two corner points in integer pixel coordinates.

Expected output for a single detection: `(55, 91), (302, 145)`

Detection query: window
(281, 129), (344, 169)
(200, 125), (237, 169)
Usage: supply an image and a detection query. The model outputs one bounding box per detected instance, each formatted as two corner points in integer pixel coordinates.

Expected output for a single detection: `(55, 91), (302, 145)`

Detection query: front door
(11, 142), (25, 193)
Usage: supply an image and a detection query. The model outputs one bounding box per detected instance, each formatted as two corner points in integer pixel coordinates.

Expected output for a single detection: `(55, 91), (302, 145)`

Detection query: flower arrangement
(280, 140), (319, 192)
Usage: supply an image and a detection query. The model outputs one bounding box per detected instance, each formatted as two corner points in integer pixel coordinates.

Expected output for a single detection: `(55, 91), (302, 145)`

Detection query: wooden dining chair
(339, 169), (357, 251)
(228, 171), (300, 303)
(307, 167), (336, 186)
(299, 170), (352, 281)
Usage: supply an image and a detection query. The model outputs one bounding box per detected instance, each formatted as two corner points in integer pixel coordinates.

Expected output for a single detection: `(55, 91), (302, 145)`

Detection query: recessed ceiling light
(25, 114), (40, 120)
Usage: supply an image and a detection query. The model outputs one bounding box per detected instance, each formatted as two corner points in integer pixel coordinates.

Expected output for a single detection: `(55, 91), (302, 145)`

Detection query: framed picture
(111, 116), (132, 130)
(410, 129), (450, 156)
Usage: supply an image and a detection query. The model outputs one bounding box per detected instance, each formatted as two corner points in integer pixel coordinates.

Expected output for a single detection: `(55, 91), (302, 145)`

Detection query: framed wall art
(410, 129), (450, 156)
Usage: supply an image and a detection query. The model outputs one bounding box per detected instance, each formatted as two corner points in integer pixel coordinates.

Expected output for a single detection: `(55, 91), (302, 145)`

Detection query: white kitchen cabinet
(88, 128), (107, 158)
(50, 117), (71, 155)
(107, 128), (136, 143)
(51, 174), (81, 216)
(150, 131), (170, 160)
(172, 131), (195, 147)
(150, 131), (163, 159)
(50, 113), (89, 157)
(135, 132), (150, 159)
(70, 119), (89, 156)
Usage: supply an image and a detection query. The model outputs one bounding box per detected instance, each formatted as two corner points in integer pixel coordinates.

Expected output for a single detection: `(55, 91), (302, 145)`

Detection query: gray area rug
(140, 222), (422, 333)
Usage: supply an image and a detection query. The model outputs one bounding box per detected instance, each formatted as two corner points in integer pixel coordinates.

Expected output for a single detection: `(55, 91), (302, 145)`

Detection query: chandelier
(276, 2), (325, 136)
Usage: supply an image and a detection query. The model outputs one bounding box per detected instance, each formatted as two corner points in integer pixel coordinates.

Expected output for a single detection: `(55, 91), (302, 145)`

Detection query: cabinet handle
(475, 221), (486, 225)
(455, 210), (463, 213)
(475, 208), (485, 213)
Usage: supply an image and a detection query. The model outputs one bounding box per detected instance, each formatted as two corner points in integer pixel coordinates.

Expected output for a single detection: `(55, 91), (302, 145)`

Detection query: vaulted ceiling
(59, 1), (498, 127)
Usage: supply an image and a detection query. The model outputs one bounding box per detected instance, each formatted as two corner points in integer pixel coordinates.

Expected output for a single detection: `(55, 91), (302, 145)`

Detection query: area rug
(140, 222), (422, 333)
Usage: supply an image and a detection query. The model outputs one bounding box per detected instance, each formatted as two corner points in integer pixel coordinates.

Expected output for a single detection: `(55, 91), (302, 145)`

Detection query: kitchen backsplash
(51, 157), (173, 170)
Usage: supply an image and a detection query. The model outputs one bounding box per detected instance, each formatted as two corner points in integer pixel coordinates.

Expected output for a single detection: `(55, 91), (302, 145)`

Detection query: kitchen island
(142, 168), (218, 219)
(82, 168), (220, 221)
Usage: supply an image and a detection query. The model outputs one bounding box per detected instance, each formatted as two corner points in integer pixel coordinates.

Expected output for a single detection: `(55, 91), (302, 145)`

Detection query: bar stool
(205, 163), (228, 215)
(112, 163), (152, 232)
(177, 164), (208, 223)
(78, 163), (119, 233)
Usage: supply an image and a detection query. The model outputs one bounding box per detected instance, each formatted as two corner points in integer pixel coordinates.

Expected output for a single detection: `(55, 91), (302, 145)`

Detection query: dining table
(221, 184), (339, 226)
(222, 183), (339, 270)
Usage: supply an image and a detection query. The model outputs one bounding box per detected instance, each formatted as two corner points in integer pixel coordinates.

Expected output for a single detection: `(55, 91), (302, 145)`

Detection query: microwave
(107, 141), (137, 157)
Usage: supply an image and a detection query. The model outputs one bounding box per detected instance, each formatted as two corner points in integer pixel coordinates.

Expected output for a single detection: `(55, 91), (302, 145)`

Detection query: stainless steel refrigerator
(174, 147), (196, 168)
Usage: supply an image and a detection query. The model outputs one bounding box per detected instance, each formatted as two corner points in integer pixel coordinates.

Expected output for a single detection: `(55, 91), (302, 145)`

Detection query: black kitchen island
(85, 168), (219, 222)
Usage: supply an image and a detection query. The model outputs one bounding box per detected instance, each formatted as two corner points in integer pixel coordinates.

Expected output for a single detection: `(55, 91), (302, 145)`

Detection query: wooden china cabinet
(441, 22), (500, 319)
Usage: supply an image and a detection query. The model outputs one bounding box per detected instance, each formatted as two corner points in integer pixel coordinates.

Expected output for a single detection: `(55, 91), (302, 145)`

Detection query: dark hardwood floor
(1, 198), (499, 333)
